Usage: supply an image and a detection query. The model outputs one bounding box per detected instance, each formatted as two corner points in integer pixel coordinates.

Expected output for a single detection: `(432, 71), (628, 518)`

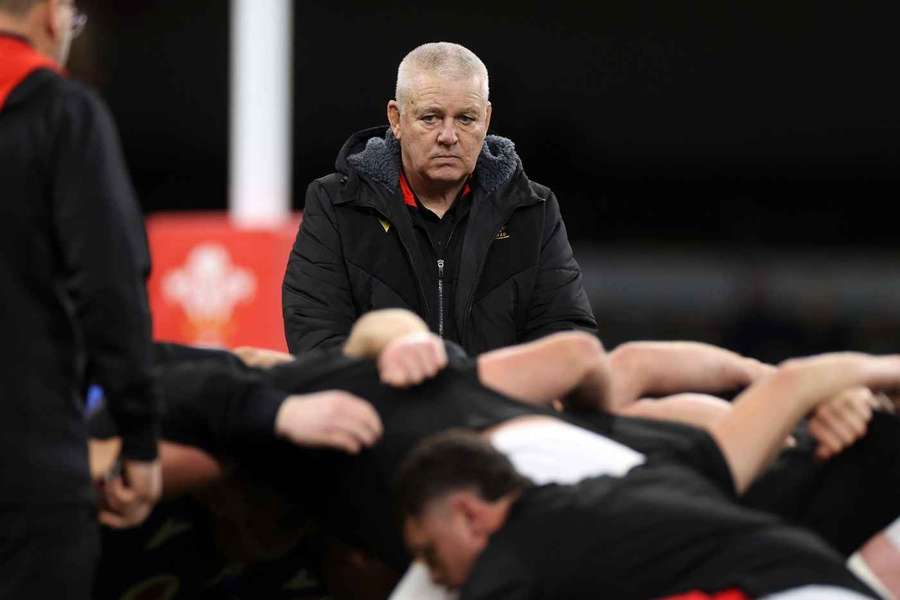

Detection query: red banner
(147, 212), (301, 351)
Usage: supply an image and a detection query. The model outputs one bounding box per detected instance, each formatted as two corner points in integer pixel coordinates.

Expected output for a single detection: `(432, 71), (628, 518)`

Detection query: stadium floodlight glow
(229, 0), (293, 226)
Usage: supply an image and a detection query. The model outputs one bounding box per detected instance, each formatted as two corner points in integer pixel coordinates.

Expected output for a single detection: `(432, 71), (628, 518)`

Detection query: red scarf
(0, 34), (60, 110)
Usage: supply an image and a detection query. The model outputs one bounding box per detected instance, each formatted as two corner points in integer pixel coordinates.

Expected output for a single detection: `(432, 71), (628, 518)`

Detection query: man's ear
(387, 100), (402, 140)
(43, 0), (63, 42)
(484, 101), (492, 133)
(452, 492), (493, 538)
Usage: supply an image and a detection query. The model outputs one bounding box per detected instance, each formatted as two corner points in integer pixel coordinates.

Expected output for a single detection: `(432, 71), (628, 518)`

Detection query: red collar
(664, 590), (749, 600)
(0, 34), (60, 111)
(399, 171), (472, 208)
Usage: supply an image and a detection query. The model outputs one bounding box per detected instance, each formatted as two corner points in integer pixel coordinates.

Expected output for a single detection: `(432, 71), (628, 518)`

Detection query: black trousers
(0, 505), (100, 600)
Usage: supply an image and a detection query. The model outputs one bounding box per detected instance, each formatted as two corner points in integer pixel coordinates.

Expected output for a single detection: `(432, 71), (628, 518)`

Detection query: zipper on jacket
(437, 259), (445, 337)
(435, 222), (459, 339)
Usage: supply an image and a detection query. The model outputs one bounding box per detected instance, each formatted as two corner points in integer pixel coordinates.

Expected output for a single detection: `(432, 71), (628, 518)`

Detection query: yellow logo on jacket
(495, 226), (510, 240)
(378, 218), (391, 233)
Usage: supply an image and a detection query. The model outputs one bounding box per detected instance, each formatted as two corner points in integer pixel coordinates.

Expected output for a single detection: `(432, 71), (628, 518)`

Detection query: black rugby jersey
(462, 452), (875, 600)
(119, 343), (900, 584)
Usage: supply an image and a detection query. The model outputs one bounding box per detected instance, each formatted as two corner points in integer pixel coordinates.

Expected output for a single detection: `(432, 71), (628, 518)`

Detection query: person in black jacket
(283, 41), (597, 355)
(0, 1), (161, 597)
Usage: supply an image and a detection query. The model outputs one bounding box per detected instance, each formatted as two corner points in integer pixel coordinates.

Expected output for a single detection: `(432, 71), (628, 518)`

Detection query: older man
(283, 42), (596, 355)
(1, 1), (161, 597)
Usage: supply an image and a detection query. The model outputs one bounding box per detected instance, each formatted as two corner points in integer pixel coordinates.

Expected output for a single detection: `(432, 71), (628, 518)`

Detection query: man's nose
(436, 118), (458, 145)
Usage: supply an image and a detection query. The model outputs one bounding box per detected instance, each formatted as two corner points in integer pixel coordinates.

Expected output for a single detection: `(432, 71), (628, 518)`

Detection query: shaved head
(395, 42), (489, 108)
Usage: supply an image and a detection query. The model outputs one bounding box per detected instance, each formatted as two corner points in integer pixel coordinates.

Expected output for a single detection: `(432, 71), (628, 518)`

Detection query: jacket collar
(0, 33), (60, 111)
(336, 126), (538, 208)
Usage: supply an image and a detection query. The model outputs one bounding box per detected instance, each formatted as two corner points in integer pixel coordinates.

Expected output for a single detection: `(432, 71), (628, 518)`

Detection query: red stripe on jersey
(663, 589), (750, 600)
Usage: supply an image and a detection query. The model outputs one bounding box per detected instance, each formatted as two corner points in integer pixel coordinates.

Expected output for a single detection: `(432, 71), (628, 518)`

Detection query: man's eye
(421, 115), (438, 124)
(458, 116), (475, 125)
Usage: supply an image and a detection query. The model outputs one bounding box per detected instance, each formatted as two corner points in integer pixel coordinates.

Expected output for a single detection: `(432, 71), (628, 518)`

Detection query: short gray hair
(0, 0), (42, 16)
(395, 42), (489, 107)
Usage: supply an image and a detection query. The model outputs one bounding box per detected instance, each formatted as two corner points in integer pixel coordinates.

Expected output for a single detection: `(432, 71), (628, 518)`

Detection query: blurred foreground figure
(399, 345), (900, 600)
(0, 1), (161, 597)
(284, 41), (596, 354)
(104, 309), (899, 600)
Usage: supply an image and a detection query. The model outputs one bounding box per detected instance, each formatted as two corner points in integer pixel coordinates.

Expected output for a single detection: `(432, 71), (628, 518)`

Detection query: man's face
(388, 73), (492, 189)
(404, 496), (488, 589)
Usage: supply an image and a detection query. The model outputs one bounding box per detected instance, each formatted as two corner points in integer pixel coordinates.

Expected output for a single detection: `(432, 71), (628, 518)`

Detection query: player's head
(0, 0), (85, 65)
(396, 429), (530, 588)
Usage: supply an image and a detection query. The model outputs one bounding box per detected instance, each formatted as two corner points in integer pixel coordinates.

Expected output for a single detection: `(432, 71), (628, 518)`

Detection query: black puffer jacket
(283, 126), (597, 355)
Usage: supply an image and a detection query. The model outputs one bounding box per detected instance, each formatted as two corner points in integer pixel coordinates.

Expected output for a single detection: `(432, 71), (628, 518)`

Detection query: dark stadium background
(70, 0), (900, 362)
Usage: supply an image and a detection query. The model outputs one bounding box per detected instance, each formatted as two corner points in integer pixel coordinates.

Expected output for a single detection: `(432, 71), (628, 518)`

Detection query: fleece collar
(344, 127), (521, 197)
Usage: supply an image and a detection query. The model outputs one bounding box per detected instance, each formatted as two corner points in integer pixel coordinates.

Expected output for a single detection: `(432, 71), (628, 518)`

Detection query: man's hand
(275, 391), (383, 454)
(98, 458), (162, 528)
(233, 346), (295, 369)
(808, 386), (878, 461)
(377, 331), (448, 388)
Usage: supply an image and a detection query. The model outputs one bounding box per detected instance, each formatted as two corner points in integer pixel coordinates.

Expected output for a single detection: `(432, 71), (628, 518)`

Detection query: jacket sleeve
(51, 86), (160, 461)
(282, 180), (358, 353)
(522, 191), (598, 341)
(158, 361), (287, 457)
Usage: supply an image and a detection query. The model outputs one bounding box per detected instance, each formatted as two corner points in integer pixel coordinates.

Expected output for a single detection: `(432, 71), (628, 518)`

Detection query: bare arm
(711, 353), (900, 494)
(232, 346), (295, 369)
(618, 393), (733, 430)
(608, 341), (773, 408)
(342, 309), (430, 359)
(90, 437), (223, 501)
(620, 385), (883, 461)
(343, 309), (448, 387)
(477, 331), (610, 409)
